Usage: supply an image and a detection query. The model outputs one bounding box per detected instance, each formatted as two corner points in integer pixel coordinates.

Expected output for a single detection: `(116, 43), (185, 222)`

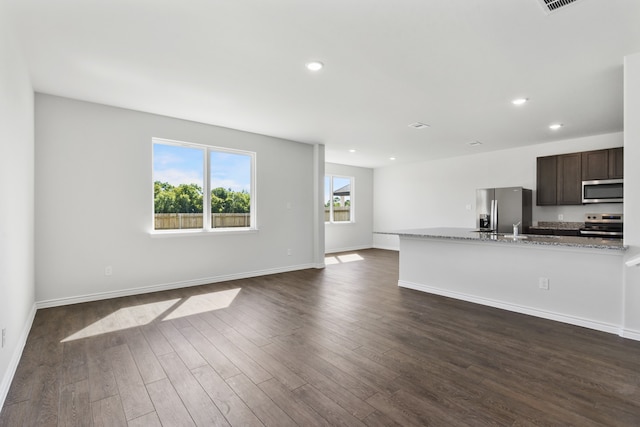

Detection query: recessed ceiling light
(349, 149), (356, 153)
(389, 157), (396, 161)
(549, 123), (563, 130)
(408, 122), (430, 129)
(468, 141), (483, 147)
(512, 98), (529, 106)
(306, 61), (323, 71)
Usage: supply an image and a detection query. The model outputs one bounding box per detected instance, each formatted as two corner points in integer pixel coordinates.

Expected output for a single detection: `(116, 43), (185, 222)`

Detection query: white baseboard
(36, 263), (317, 309)
(324, 244), (373, 254)
(0, 303), (37, 411)
(620, 328), (640, 341)
(398, 280), (623, 337)
(372, 243), (399, 251)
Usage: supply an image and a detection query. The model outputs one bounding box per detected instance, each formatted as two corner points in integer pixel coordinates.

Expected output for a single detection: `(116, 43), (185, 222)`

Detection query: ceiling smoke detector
(408, 122), (430, 129)
(536, 0), (582, 14)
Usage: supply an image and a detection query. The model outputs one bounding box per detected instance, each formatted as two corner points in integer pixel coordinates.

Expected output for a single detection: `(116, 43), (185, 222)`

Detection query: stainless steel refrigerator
(476, 187), (532, 233)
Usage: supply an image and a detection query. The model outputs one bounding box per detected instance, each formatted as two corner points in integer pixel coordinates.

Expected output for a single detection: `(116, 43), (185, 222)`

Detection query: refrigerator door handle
(491, 199), (498, 231)
(489, 200), (493, 230)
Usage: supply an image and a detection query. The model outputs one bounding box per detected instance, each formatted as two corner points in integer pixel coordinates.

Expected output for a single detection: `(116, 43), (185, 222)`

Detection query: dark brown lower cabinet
(528, 228), (580, 237)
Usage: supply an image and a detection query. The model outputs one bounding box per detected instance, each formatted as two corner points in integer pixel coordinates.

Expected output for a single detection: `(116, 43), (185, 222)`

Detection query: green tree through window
(153, 139), (255, 231)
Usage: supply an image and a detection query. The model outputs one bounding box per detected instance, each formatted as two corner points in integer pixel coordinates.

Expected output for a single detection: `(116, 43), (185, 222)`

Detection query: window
(152, 138), (255, 232)
(325, 175), (353, 223)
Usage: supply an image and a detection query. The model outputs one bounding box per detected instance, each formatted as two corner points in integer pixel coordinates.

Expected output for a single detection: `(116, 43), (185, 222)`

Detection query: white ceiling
(5, 0), (640, 168)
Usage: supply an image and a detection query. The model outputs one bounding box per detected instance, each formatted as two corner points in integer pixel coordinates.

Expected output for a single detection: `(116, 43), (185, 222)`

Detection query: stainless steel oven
(579, 213), (623, 239)
(582, 179), (623, 204)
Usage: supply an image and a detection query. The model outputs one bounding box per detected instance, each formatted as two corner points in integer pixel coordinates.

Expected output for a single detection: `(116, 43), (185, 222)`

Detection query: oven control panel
(585, 213), (623, 223)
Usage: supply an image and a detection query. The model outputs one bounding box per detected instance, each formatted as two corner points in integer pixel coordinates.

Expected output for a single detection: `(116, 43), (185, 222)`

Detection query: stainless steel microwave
(582, 179), (623, 203)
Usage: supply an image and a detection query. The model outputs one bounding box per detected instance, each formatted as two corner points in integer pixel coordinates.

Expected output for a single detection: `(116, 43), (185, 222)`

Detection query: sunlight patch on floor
(162, 288), (241, 320)
(61, 288), (241, 342)
(338, 253), (364, 263)
(325, 253), (365, 265)
(61, 299), (180, 342)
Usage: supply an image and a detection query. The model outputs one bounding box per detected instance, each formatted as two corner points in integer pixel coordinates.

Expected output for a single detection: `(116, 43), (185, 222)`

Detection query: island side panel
(398, 236), (624, 334)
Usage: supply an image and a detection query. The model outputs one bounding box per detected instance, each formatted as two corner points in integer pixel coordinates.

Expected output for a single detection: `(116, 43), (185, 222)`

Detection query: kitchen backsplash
(533, 204), (623, 223)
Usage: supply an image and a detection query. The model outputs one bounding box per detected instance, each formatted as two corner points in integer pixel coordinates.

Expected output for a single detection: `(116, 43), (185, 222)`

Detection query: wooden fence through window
(156, 209), (350, 229)
(154, 213), (250, 230)
(325, 207), (351, 222)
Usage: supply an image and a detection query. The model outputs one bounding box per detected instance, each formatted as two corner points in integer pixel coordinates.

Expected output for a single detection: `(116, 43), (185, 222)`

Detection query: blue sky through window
(153, 143), (250, 192)
(210, 151), (251, 192)
(153, 143), (203, 186)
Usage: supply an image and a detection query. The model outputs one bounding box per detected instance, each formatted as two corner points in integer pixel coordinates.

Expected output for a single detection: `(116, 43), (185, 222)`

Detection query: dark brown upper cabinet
(537, 153), (582, 206)
(536, 147), (622, 206)
(556, 153), (582, 205)
(608, 147), (624, 179)
(582, 150), (609, 180)
(536, 156), (557, 205)
(582, 147), (624, 180)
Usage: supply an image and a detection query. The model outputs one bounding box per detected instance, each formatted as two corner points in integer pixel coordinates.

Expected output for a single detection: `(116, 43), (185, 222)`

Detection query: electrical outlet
(287, 249), (292, 256)
(465, 204), (472, 211)
(2, 328), (6, 348)
(558, 214), (564, 221)
(105, 266), (113, 276)
(539, 277), (550, 290)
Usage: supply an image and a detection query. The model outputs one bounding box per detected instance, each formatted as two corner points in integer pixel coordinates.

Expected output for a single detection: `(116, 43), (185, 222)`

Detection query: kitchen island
(378, 228), (627, 336)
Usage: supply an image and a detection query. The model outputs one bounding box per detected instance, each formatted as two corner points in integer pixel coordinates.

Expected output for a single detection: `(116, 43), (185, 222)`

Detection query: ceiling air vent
(408, 122), (430, 129)
(537, 0), (582, 14)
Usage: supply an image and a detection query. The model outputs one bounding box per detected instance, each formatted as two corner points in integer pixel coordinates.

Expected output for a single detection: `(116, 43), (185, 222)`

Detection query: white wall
(35, 94), (319, 305)
(373, 132), (623, 250)
(623, 52), (640, 338)
(0, 3), (36, 409)
(325, 163), (373, 253)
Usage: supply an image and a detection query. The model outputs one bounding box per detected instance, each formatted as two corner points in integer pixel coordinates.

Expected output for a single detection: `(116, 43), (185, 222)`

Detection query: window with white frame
(324, 175), (353, 223)
(152, 138), (255, 231)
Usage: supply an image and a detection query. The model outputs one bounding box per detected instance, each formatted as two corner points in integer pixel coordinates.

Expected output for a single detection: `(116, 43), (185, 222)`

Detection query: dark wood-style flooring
(2, 249), (640, 426)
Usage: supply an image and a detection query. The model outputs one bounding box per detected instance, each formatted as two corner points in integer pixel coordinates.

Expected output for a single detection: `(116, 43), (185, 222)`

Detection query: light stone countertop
(376, 227), (627, 251)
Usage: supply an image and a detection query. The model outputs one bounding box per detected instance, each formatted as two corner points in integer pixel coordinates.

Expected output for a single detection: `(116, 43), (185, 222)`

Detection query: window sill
(325, 221), (356, 225)
(150, 228), (259, 238)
